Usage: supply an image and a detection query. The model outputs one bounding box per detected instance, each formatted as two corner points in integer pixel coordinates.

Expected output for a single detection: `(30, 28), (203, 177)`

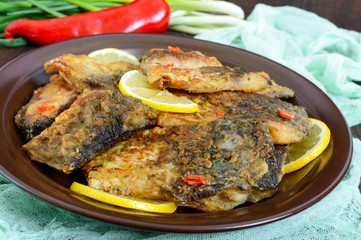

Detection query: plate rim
(0, 33), (353, 233)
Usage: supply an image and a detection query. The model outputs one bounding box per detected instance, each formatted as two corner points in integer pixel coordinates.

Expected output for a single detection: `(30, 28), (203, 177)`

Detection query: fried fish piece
(44, 54), (135, 92)
(157, 91), (310, 144)
(147, 64), (270, 93)
(140, 48), (222, 72)
(23, 90), (157, 174)
(14, 74), (78, 141)
(83, 118), (286, 212)
(255, 75), (294, 98)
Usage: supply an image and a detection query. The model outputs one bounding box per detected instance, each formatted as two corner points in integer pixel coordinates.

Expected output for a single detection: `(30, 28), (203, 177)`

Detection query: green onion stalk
(0, 0), (246, 46)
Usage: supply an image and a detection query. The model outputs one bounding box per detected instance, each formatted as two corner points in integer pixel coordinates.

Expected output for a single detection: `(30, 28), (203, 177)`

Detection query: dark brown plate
(0, 33), (352, 233)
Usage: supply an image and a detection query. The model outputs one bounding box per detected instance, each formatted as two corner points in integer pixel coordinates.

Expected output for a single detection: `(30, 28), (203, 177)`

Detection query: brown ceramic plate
(0, 33), (352, 233)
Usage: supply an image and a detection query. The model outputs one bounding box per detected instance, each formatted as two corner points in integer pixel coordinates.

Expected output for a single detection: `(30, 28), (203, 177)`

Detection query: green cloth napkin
(1, 4), (361, 239)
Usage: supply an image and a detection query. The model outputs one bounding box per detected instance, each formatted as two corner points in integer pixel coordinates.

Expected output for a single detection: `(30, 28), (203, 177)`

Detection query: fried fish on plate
(157, 91), (310, 145)
(141, 48), (294, 97)
(139, 47), (222, 72)
(147, 64), (271, 93)
(23, 90), (157, 174)
(44, 53), (136, 92)
(146, 63), (295, 97)
(83, 117), (287, 212)
(15, 54), (138, 141)
(14, 74), (78, 141)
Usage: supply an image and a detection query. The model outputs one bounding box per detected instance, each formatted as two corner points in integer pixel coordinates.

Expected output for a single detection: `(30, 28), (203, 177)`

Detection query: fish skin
(141, 48), (294, 97)
(44, 54), (136, 92)
(15, 54), (137, 141)
(157, 91), (310, 145)
(14, 74), (78, 141)
(256, 78), (294, 98)
(139, 48), (222, 73)
(147, 64), (269, 93)
(23, 90), (157, 174)
(83, 117), (286, 212)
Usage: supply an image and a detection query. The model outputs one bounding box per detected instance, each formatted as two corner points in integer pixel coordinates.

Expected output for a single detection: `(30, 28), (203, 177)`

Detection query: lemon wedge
(70, 182), (177, 213)
(119, 70), (198, 113)
(284, 118), (331, 174)
(88, 48), (140, 65)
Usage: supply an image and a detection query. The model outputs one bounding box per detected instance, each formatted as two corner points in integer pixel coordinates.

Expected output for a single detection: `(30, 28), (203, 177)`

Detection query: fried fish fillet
(15, 55), (135, 141)
(147, 64), (273, 93)
(44, 54), (135, 92)
(255, 78), (294, 98)
(14, 74), (78, 141)
(23, 90), (157, 174)
(83, 117), (286, 212)
(157, 91), (310, 144)
(140, 48), (222, 72)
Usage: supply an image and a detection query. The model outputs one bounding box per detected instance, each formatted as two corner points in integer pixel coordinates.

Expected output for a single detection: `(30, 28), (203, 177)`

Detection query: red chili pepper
(167, 63), (175, 67)
(181, 175), (207, 186)
(37, 103), (56, 113)
(4, 0), (170, 45)
(280, 110), (296, 119)
(215, 111), (225, 116)
(168, 46), (182, 53)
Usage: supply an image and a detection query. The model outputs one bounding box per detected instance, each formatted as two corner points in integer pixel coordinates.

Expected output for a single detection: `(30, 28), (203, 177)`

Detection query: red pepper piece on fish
(181, 175), (207, 186)
(168, 46), (182, 53)
(215, 111), (225, 117)
(37, 103), (56, 113)
(280, 110), (296, 119)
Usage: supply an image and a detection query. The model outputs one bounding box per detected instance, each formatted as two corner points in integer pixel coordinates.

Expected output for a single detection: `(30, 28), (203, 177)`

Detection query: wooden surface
(232, 0), (361, 32)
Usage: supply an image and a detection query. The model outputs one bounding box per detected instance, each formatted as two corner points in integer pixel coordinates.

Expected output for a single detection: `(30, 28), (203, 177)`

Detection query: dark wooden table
(0, 1), (360, 189)
(238, 0), (361, 32)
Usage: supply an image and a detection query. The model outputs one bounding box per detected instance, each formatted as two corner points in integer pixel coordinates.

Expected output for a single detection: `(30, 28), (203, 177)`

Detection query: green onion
(26, 0), (66, 17)
(0, 14), (31, 24)
(0, 0), (247, 47)
(0, 2), (32, 11)
(167, 0), (245, 18)
(65, 0), (100, 11)
(169, 24), (213, 35)
(170, 15), (246, 27)
(0, 37), (28, 47)
(84, 0), (131, 3)
(6, 5), (78, 16)
(166, 0), (246, 35)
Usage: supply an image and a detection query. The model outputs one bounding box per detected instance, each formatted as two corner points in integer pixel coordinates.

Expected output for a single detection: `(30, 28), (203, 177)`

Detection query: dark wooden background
(235, 0), (361, 32)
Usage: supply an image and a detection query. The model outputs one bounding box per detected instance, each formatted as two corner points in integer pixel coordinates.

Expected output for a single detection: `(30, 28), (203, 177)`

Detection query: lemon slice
(70, 182), (177, 213)
(119, 70), (198, 113)
(72, 194), (157, 216)
(284, 118), (331, 174)
(88, 48), (140, 65)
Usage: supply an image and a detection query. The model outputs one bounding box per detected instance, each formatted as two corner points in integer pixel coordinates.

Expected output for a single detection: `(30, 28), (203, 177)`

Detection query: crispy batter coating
(83, 118), (287, 212)
(23, 90), (157, 174)
(140, 48), (222, 72)
(147, 64), (270, 93)
(45, 54), (136, 92)
(157, 91), (310, 144)
(14, 74), (78, 141)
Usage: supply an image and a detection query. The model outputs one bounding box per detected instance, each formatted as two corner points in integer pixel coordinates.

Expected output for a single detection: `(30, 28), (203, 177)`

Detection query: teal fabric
(196, 4), (361, 127)
(1, 4), (361, 239)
